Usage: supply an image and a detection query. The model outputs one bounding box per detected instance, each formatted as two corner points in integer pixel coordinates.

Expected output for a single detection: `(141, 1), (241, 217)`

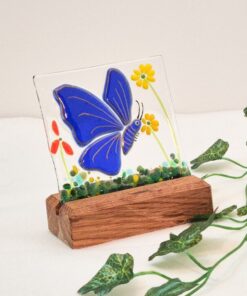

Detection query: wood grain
(46, 175), (213, 248)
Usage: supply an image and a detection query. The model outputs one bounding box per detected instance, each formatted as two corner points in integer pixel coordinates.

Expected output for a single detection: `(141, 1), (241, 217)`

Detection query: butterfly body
(122, 119), (141, 155)
(54, 68), (143, 176)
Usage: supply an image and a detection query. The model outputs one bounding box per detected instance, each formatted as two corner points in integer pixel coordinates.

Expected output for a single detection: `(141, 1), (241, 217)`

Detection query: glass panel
(34, 56), (190, 202)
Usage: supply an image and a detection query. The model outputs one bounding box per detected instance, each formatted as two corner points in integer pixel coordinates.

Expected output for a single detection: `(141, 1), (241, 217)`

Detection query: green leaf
(170, 233), (179, 240)
(149, 213), (215, 261)
(192, 205), (237, 222)
(78, 253), (134, 295)
(190, 139), (229, 169)
(237, 205), (247, 216)
(244, 107), (247, 117)
(145, 278), (197, 296)
(217, 205), (237, 218)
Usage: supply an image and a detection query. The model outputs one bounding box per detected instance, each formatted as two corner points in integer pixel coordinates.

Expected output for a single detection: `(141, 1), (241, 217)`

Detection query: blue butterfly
(53, 68), (144, 176)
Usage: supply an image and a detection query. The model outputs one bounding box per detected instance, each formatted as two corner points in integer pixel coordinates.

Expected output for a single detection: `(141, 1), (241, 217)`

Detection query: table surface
(0, 110), (246, 296)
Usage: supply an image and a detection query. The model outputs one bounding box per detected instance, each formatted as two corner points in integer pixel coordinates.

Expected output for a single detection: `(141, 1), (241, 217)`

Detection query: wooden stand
(46, 176), (213, 249)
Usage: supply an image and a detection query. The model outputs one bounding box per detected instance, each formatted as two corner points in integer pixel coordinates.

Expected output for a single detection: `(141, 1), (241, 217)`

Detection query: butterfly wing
(103, 68), (132, 125)
(79, 132), (122, 175)
(53, 84), (124, 146)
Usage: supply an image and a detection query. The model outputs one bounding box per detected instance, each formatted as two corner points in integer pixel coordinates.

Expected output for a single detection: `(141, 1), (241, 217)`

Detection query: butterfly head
(129, 100), (144, 132)
(130, 118), (141, 133)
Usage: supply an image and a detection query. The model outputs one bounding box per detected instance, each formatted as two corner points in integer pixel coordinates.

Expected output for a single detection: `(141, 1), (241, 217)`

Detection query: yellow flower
(133, 174), (139, 183)
(141, 113), (159, 135)
(131, 64), (155, 89)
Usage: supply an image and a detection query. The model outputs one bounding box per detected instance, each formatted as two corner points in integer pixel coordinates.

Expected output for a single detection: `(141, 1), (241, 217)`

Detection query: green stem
(186, 252), (209, 271)
(202, 171), (247, 180)
(187, 235), (247, 295)
(211, 222), (247, 230)
(245, 184), (247, 205)
(59, 143), (73, 185)
(134, 271), (171, 281)
(149, 83), (181, 163)
(151, 130), (170, 163)
(211, 234), (246, 269)
(222, 157), (247, 169)
(186, 274), (211, 296)
(225, 216), (247, 224)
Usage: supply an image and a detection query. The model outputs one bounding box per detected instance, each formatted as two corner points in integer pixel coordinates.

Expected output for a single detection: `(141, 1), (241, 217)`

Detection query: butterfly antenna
(136, 100), (141, 119)
(140, 102), (144, 120)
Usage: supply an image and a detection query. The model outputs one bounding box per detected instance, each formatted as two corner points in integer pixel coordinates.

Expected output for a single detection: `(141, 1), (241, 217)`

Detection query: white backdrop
(0, 0), (247, 117)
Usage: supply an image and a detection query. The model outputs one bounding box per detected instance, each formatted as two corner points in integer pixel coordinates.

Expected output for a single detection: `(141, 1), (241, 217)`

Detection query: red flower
(50, 120), (74, 155)
(51, 139), (60, 154)
(52, 120), (60, 136)
(61, 141), (73, 155)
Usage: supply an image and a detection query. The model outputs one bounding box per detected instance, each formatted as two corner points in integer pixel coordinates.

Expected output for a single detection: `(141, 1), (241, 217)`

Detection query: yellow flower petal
(148, 70), (155, 76)
(149, 114), (155, 121)
(141, 125), (146, 132)
(151, 119), (159, 126)
(147, 76), (155, 82)
(152, 126), (159, 132)
(144, 64), (152, 74)
(142, 79), (149, 89)
(134, 69), (141, 75)
(142, 118), (146, 124)
(131, 74), (139, 81)
(146, 126), (151, 135)
(136, 79), (143, 87)
(145, 113), (150, 120)
(139, 64), (145, 72)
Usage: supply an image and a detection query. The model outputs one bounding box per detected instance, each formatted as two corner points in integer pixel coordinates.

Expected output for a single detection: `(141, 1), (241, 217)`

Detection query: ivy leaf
(149, 213), (215, 261)
(217, 205), (237, 217)
(190, 139), (229, 169)
(237, 205), (247, 216)
(244, 107), (247, 117)
(78, 253), (134, 295)
(192, 205), (237, 222)
(170, 233), (179, 240)
(145, 278), (197, 296)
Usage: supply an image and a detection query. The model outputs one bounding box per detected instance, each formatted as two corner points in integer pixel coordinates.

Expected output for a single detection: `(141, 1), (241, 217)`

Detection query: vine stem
(210, 234), (247, 269)
(151, 130), (170, 162)
(186, 274), (211, 296)
(222, 157), (247, 169)
(245, 184), (247, 205)
(211, 222), (247, 230)
(59, 142), (73, 185)
(202, 171), (247, 180)
(134, 270), (171, 281)
(149, 83), (181, 163)
(186, 235), (247, 295)
(186, 252), (209, 271)
(225, 216), (247, 224)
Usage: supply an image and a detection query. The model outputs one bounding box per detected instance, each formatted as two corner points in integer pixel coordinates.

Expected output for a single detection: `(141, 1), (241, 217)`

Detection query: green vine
(77, 107), (247, 296)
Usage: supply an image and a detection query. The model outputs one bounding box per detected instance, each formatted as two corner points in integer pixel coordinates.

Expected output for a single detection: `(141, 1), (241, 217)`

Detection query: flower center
(141, 74), (146, 80)
(147, 121), (151, 125)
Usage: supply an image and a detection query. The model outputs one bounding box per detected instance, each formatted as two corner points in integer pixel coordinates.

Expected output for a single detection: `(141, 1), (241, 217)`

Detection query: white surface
(0, 110), (247, 295)
(1, 0), (247, 117)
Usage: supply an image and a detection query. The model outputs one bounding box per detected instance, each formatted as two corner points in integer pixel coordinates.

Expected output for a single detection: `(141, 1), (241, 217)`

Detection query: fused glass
(34, 56), (190, 202)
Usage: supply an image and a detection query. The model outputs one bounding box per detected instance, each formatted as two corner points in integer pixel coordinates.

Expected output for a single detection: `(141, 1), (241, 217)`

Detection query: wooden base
(46, 176), (213, 249)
